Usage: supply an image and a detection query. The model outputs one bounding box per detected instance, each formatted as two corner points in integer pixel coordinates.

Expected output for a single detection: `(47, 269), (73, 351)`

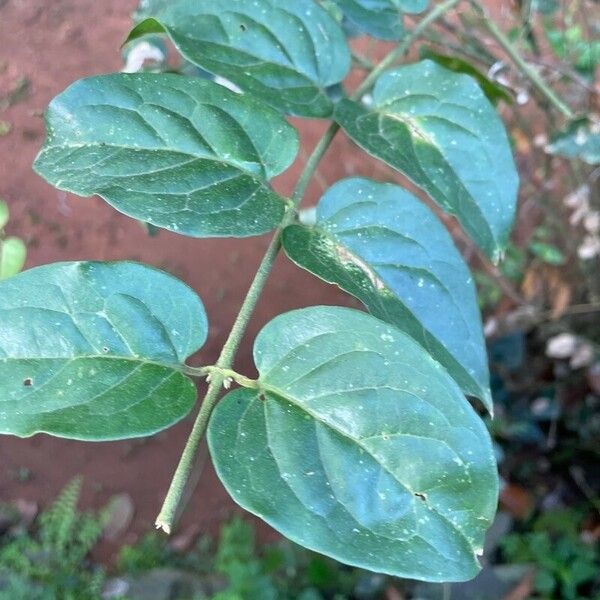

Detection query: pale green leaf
(127, 0), (351, 118)
(0, 237), (27, 280)
(208, 306), (498, 581)
(34, 74), (298, 238)
(0, 200), (9, 230)
(0, 261), (207, 440)
(283, 178), (491, 410)
(332, 0), (428, 40)
(335, 60), (519, 259)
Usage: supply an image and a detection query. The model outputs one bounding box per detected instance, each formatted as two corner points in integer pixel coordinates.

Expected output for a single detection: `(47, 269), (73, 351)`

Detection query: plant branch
(156, 125), (340, 534)
(470, 0), (574, 120)
(353, 0), (463, 99)
(155, 0), (463, 534)
(351, 50), (375, 71)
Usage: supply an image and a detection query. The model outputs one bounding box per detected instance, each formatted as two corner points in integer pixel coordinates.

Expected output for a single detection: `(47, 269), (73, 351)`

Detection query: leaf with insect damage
(0, 261), (207, 440)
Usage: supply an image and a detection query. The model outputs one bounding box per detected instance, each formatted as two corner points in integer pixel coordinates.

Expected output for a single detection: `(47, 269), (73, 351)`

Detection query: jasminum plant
(0, 0), (552, 583)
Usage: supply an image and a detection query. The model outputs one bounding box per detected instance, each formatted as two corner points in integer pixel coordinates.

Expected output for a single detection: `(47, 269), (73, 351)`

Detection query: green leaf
(208, 306), (498, 582)
(335, 60), (519, 259)
(419, 49), (513, 105)
(546, 117), (600, 165)
(0, 237), (26, 280)
(282, 178), (491, 410)
(126, 0), (351, 118)
(0, 261), (207, 440)
(532, 0), (558, 14)
(332, 0), (428, 40)
(33, 73), (298, 238)
(529, 241), (566, 265)
(0, 200), (9, 230)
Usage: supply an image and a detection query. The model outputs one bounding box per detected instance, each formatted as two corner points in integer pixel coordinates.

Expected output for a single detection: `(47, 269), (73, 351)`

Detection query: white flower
(546, 333), (578, 359)
(578, 235), (600, 260)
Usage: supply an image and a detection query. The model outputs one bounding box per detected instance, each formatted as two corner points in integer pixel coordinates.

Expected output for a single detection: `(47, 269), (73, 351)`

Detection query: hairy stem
(471, 0), (574, 119)
(182, 365), (259, 390)
(156, 0), (462, 534)
(156, 130), (339, 533)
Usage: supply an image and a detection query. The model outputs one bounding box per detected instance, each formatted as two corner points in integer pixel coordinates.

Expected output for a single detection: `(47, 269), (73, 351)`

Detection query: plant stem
(156, 124), (340, 534)
(353, 0), (463, 99)
(156, 0), (462, 533)
(182, 365), (259, 389)
(351, 50), (375, 71)
(471, 0), (574, 120)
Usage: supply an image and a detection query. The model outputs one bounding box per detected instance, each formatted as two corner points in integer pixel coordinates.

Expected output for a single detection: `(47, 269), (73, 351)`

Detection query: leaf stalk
(470, 0), (574, 120)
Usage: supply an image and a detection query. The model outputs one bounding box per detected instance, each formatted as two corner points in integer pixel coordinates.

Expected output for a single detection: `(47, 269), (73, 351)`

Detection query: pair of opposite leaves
(0, 260), (497, 581)
(2, 178), (499, 583)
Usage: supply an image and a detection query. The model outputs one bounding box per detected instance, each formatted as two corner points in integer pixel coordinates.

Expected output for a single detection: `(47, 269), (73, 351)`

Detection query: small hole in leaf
(102, 347), (109, 353)
(239, 23), (247, 31)
(23, 378), (33, 387)
(414, 492), (427, 501)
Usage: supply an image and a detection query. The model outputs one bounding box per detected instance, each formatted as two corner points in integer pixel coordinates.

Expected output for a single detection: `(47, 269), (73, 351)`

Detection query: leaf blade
(546, 117), (600, 165)
(34, 73), (299, 238)
(335, 60), (519, 258)
(0, 261), (207, 440)
(209, 306), (498, 581)
(332, 0), (428, 40)
(282, 178), (491, 410)
(128, 0), (351, 118)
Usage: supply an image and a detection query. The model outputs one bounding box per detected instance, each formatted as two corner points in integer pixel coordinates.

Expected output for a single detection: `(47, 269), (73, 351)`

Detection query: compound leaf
(0, 261), (208, 440)
(209, 306), (498, 581)
(283, 178), (491, 410)
(127, 0), (351, 118)
(332, 0), (429, 40)
(335, 60), (519, 259)
(34, 74), (298, 238)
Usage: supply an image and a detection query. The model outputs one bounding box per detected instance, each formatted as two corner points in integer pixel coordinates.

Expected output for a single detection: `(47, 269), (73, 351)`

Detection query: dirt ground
(0, 0), (410, 559)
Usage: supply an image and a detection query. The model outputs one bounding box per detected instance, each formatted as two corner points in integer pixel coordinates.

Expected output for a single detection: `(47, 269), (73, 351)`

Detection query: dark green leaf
(209, 306), (498, 581)
(283, 178), (491, 410)
(34, 74), (298, 238)
(335, 60), (519, 259)
(546, 117), (600, 165)
(332, 0), (428, 40)
(419, 49), (513, 105)
(127, 0), (351, 118)
(0, 261), (207, 440)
